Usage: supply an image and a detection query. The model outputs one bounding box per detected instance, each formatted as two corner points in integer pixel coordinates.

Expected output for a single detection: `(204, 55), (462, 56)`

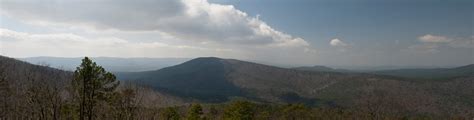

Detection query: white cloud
(0, 0), (321, 65)
(409, 34), (474, 53)
(0, 28), (240, 58)
(417, 34), (473, 48)
(0, 0), (309, 48)
(0, 28), (319, 65)
(418, 34), (452, 43)
(330, 38), (348, 47)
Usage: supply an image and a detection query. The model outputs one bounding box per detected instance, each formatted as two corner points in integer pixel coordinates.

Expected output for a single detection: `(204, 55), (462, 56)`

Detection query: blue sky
(0, 0), (472, 67)
(211, 0), (473, 46)
(209, 0), (473, 66)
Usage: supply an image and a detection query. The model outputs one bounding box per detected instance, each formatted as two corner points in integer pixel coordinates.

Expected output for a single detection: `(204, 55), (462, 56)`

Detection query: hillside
(116, 57), (474, 116)
(118, 57), (336, 102)
(0, 56), (72, 118)
(371, 64), (474, 80)
(0, 56), (71, 87)
(0, 56), (185, 116)
(117, 58), (405, 103)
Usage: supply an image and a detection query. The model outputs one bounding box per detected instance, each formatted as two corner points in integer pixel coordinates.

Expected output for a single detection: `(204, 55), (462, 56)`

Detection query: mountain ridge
(117, 57), (397, 104)
(371, 64), (474, 80)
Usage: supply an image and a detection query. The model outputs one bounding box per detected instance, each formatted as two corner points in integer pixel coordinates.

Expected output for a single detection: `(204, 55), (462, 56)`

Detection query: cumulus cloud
(417, 34), (473, 48)
(418, 34), (452, 43)
(330, 38), (348, 47)
(0, 0), (309, 47)
(409, 34), (474, 53)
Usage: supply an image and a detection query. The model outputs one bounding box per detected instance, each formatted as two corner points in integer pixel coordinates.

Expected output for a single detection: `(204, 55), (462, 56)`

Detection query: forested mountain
(0, 56), (184, 119)
(118, 57), (354, 103)
(117, 57), (474, 117)
(371, 64), (474, 80)
(293, 64), (474, 80)
(0, 55), (71, 118)
(0, 56), (71, 83)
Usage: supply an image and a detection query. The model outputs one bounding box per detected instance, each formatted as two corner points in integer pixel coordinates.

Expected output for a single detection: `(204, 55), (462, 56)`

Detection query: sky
(0, 0), (473, 67)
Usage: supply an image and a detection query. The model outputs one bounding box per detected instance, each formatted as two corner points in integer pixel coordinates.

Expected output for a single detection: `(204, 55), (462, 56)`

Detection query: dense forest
(1, 56), (473, 119)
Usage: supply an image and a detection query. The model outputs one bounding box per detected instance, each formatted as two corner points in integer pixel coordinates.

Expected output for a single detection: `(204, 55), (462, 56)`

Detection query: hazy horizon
(17, 56), (471, 72)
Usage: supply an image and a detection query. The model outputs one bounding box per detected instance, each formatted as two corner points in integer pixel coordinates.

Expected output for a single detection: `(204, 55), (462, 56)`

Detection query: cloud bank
(0, 0), (309, 47)
(0, 28), (242, 58)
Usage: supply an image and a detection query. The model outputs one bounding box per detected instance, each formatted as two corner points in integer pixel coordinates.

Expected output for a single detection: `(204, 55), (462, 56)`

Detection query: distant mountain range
(21, 56), (473, 80)
(117, 57), (472, 104)
(19, 57), (191, 72)
(370, 64), (474, 80)
(293, 64), (474, 80)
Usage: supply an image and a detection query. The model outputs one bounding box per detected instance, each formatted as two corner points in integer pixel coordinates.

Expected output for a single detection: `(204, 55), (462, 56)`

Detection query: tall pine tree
(72, 57), (119, 120)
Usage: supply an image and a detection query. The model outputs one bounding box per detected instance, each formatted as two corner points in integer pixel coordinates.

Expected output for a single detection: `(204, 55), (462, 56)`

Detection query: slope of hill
(0, 55), (186, 112)
(371, 64), (474, 80)
(0, 56), (72, 117)
(116, 57), (474, 116)
(0, 56), (71, 86)
(19, 57), (190, 72)
(453, 64), (474, 73)
(118, 57), (243, 102)
(117, 57), (399, 103)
